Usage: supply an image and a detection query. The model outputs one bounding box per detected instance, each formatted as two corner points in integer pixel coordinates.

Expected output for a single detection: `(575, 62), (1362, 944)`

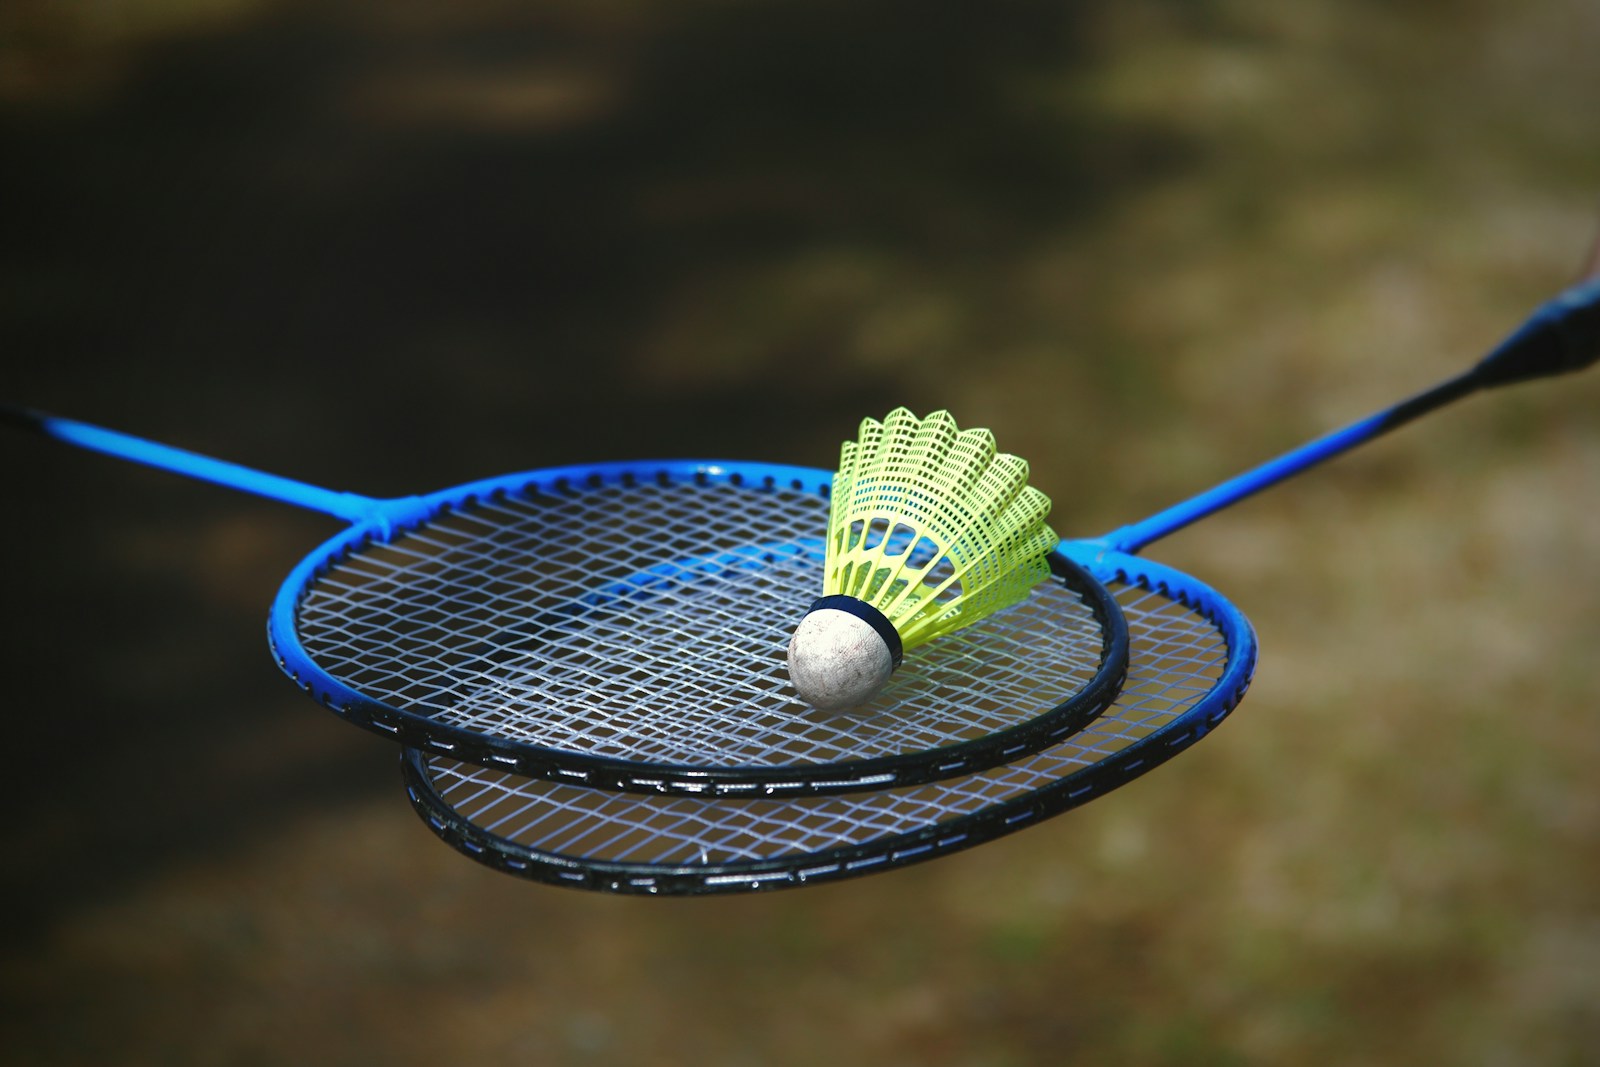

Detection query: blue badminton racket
(401, 265), (1600, 895)
(1, 414), (1129, 797)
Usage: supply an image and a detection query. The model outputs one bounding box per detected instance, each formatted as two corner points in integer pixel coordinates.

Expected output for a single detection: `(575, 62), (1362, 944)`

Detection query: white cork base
(786, 608), (895, 710)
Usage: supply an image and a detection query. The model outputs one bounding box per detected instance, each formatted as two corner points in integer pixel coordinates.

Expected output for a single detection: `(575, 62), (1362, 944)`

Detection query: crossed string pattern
(293, 478), (1106, 770)
(414, 577), (1231, 869)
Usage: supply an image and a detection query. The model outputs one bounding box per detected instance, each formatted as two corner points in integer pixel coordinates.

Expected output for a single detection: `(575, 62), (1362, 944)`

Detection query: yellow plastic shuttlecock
(787, 408), (1059, 709)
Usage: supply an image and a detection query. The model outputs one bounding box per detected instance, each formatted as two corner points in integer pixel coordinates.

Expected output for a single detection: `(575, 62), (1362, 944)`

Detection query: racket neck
(1101, 371), (1481, 554)
(8, 407), (400, 527)
(1102, 272), (1600, 555)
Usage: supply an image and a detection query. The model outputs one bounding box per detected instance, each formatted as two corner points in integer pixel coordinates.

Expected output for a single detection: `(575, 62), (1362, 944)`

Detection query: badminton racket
(0, 415), (1128, 797)
(402, 258), (1600, 894)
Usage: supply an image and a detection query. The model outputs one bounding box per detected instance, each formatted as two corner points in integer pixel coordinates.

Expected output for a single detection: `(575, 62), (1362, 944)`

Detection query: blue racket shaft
(0, 407), (431, 539)
(1103, 273), (1600, 553)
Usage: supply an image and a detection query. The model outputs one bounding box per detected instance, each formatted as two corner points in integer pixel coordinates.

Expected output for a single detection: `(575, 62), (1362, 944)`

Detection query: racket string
(295, 480), (1110, 770)
(420, 576), (1230, 866)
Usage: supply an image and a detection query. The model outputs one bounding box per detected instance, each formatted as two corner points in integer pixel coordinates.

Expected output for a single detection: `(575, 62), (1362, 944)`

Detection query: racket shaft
(7, 407), (379, 521)
(1103, 374), (1476, 552)
(1105, 275), (1600, 553)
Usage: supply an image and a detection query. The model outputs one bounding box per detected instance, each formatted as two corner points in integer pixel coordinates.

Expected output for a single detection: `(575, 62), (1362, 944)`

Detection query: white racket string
(414, 575), (1229, 871)
(294, 480), (1111, 772)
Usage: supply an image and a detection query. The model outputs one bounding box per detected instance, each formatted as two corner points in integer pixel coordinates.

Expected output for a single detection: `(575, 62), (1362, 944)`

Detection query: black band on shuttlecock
(807, 594), (903, 670)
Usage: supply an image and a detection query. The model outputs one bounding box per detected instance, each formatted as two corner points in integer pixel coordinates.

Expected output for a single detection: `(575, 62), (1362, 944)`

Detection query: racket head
(399, 545), (1257, 895)
(268, 461), (1129, 798)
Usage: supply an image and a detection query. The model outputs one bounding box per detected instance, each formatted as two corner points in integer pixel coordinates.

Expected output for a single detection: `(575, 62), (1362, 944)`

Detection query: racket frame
(397, 543), (1256, 895)
(268, 459), (1131, 797)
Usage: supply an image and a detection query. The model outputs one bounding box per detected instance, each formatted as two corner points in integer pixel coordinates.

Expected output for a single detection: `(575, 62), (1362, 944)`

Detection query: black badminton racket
(401, 260), (1600, 894)
(0, 416), (1129, 798)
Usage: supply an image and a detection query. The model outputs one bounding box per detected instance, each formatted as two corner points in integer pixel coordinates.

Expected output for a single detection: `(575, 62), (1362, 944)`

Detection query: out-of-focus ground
(1, 1), (1596, 1063)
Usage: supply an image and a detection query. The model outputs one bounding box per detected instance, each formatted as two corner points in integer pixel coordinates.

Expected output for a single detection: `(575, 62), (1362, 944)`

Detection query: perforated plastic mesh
(409, 575), (1235, 882)
(827, 409), (1057, 648)
(291, 473), (1105, 779)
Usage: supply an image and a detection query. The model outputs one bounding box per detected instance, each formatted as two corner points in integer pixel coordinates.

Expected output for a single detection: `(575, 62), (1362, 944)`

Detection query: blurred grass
(1, 0), (1598, 1064)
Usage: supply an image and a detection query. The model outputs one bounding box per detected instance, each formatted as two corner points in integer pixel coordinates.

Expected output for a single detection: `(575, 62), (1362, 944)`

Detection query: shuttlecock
(787, 408), (1058, 709)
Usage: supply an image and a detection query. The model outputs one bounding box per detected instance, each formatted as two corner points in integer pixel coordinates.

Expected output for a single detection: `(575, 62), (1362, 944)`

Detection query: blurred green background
(1, 1), (1596, 1063)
